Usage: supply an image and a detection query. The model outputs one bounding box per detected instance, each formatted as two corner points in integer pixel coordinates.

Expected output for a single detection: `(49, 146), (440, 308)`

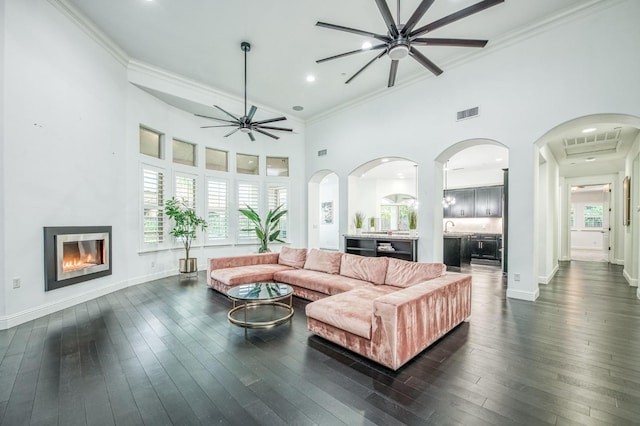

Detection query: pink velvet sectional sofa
(207, 247), (472, 370)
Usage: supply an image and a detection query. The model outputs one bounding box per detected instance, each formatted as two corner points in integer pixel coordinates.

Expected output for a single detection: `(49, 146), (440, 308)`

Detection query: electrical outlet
(13, 277), (21, 288)
(514, 273), (521, 282)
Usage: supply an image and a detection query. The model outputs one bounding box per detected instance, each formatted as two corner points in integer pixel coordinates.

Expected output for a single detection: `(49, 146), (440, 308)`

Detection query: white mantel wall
(305, 0), (640, 301)
(0, 0), (6, 320)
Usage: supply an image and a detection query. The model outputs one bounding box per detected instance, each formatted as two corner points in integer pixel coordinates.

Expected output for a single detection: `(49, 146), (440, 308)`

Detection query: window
(266, 156), (289, 177)
(206, 148), (228, 172)
(175, 174), (197, 208)
(583, 205), (603, 228)
(173, 139), (196, 166)
(268, 184), (288, 240)
(380, 204), (410, 231)
(142, 167), (165, 244)
(206, 178), (229, 241)
(237, 153), (259, 175)
(237, 182), (259, 240)
(140, 127), (162, 159)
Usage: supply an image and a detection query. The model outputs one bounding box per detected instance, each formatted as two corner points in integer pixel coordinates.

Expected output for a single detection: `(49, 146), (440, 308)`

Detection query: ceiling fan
(196, 42), (292, 141)
(316, 0), (504, 87)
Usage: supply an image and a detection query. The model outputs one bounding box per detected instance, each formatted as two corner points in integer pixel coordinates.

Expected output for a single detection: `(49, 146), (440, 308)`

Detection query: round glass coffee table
(227, 282), (294, 330)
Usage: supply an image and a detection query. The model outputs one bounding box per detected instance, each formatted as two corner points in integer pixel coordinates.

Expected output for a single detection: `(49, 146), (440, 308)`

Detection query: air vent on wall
(456, 106), (479, 121)
(318, 149), (327, 157)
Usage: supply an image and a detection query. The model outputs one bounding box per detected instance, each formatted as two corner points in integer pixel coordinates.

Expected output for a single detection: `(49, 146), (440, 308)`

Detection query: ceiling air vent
(318, 149), (327, 157)
(456, 106), (479, 121)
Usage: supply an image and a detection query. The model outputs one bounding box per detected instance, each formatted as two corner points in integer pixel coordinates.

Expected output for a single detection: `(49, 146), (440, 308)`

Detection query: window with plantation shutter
(142, 167), (165, 244)
(206, 178), (229, 241)
(175, 173), (197, 208)
(237, 181), (260, 240)
(267, 184), (288, 241)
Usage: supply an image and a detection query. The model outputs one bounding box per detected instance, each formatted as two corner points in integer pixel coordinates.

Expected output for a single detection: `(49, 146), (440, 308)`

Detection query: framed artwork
(623, 176), (631, 226)
(321, 201), (333, 224)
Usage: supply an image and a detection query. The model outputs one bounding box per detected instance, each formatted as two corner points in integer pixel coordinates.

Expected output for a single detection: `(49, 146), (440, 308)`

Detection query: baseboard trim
(506, 287), (540, 301)
(0, 269), (178, 330)
(538, 264), (559, 285)
(612, 258), (624, 266)
(623, 269), (638, 287)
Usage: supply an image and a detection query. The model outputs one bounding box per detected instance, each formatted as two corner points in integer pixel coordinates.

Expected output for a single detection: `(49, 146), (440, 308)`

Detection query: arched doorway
(308, 170), (340, 250)
(533, 113), (640, 292)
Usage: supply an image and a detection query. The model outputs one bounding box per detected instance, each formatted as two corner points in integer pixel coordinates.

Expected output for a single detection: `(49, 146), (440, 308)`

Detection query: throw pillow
(278, 246), (308, 269)
(303, 249), (342, 274)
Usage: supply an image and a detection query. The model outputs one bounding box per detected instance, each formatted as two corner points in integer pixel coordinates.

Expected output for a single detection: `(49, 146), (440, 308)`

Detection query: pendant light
(442, 161), (456, 208)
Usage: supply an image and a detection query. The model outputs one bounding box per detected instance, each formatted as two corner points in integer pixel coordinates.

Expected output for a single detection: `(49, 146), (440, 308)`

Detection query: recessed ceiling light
(362, 41), (372, 50)
(306, 75), (316, 83)
(582, 128), (597, 133)
(381, 158), (389, 162)
(585, 157), (596, 162)
(292, 105), (304, 111)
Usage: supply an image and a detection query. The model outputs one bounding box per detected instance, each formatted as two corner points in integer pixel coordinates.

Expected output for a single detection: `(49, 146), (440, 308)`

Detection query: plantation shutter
(267, 184), (288, 241)
(238, 182), (259, 240)
(206, 178), (229, 241)
(175, 174), (197, 209)
(142, 167), (165, 244)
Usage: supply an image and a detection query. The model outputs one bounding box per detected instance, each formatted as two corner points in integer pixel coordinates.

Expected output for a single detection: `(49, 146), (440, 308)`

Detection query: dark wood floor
(1, 261), (639, 425)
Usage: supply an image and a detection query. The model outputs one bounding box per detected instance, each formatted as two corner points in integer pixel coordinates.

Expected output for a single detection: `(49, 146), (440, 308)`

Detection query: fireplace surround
(44, 226), (112, 291)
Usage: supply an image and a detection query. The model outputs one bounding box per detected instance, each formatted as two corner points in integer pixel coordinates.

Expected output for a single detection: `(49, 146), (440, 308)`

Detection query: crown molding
(46, 0), (129, 67)
(307, 0), (623, 125)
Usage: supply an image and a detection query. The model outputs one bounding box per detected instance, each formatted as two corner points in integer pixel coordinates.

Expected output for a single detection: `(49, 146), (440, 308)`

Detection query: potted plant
(165, 197), (208, 273)
(369, 217), (376, 232)
(354, 211), (365, 234)
(408, 208), (418, 237)
(238, 204), (287, 253)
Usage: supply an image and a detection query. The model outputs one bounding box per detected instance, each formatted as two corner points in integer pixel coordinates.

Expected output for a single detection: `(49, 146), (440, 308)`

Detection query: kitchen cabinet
(471, 234), (501, 261)
(443, 234), (471, 268)
(344, 236), (417, 262)
(475, 186), (502, 217)
(443, 189), (475, 218)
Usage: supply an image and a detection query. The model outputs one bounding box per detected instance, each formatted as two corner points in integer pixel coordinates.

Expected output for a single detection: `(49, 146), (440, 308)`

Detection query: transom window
(237, 153), (259, 175)
(140, 127), (162, 159)
(173, 139), (196, 167)
(206, 148), (228, 172)
(266, 156), (289, 177)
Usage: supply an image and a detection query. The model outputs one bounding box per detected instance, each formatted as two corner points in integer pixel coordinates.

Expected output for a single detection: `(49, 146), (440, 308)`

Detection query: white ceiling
(66, 0), (592, 120)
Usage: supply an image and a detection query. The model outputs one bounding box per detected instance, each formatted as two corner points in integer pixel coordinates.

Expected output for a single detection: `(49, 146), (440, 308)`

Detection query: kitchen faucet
(444, 220), (455, 233)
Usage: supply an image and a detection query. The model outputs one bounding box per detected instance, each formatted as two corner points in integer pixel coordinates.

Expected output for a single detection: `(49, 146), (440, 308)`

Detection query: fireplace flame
(62, 253), (96, 272)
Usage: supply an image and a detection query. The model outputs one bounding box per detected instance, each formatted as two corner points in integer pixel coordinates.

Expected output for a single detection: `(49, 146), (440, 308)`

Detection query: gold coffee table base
(227, 299), (294, 329)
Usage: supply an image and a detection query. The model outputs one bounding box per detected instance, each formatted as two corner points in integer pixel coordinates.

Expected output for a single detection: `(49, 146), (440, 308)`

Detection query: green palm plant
(239, 204), (288, 253)
(408, 208), (418, 230)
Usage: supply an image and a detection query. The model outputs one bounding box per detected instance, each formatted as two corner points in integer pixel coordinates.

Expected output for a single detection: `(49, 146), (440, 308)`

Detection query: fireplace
(44, 226), (112, 291)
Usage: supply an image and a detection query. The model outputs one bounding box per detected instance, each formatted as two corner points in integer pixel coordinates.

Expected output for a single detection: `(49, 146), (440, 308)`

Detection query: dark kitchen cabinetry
(475, 186), (503, 218)
(344, 236), (417, 262)
(443, 186), (503, 218)
(443, 235), (471, 268)
(471, 234), (501, 261)
(443, 189), (475, 218)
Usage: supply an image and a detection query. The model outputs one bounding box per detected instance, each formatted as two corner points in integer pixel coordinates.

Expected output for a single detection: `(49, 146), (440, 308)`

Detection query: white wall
(318, 173), (339, 250)
(305, 0), (640, 301)
(0, 0), (307, 329)
(623, 132), (640, 287)
(0, 0), (6, 319)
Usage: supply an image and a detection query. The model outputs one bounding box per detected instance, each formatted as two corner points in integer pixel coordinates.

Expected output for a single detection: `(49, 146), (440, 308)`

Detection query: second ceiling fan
(316, 0), (504, 87)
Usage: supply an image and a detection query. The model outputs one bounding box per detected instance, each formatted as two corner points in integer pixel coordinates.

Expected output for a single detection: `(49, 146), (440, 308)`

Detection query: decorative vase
(355, 228), (362, 235)
(409, 229), (418, 237)
(179, 258), (198, 273)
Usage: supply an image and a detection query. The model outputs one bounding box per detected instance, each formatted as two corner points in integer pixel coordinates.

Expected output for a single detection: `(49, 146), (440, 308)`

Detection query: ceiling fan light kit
(197, 42), (293, 141)
(316, 0), (504, 87)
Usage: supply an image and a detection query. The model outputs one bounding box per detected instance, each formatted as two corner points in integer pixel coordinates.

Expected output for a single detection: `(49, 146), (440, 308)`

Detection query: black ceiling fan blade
(345, 50), (386, 84)
(253, 116), (287, 125)
(316, 44), (386, 64)
(213, 105), (241, 122)
(374, 0), (399, 37)
(200, 124), (238, 128)
(253, 127), (280, 140)
(224, 128), (241, 137)
(316, 22), (390, 42)
(412, 37), (488, 48)
(388, 60), (399, 87)
(410, 0), (504, 38)
(403, 0), (437, 34)
(194, 113), (238, 124)
(409, 47), (443, 76)
(256, 125), (293, 132)
(247, 105), (257, 122)
(248, 132), (256, 142)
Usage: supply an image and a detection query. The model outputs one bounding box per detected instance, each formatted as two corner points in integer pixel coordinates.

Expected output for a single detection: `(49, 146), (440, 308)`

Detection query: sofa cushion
(278, 246), (307, 269)
(303, 249), (342, 274)
(305, 286), (397, 339)
(211, 264), (293, 286)
(339, 253), (388, 285)
(274, 269), (371, 296)
(384, 258), (447, 288)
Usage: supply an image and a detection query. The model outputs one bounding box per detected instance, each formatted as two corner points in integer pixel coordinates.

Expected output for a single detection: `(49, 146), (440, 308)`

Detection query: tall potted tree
(165, 197), (208, 273)
(238, 204), (287, 253)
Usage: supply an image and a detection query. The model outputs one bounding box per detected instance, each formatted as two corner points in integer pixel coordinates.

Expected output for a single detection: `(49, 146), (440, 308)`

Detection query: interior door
(602, 186), (611, 262)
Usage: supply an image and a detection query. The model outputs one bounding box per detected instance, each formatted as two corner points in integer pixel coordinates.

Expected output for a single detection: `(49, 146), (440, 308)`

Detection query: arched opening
(348, 157), (417, 235)
(533, 113), (640, 293)
(435, 140), (510, 274)
(308, 170), (340, 250)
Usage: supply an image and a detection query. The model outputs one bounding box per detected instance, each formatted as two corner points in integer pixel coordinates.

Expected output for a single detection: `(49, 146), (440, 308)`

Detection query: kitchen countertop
(344, 233), (419, 240)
